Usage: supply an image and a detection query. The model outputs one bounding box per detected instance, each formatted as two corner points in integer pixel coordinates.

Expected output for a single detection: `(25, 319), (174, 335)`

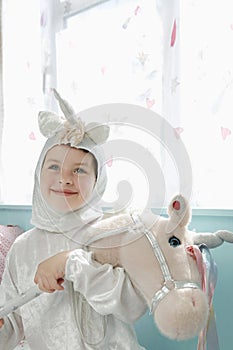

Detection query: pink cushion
(0, 225), (24, 283)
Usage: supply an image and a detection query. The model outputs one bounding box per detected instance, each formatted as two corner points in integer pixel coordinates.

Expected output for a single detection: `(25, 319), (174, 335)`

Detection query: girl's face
(40, 145), (97, 213)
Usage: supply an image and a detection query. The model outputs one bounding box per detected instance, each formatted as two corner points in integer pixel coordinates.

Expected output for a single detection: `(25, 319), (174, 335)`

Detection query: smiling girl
(0, 90), (147, 349)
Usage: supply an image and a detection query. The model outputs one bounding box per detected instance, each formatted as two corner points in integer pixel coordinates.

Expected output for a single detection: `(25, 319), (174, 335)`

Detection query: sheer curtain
(41, 0), (233, 209)
(55, 0), (168, 209)
(1, 0), (44, 204)
(0, 0), (3, 202)
(54, 0), (193, 209)
(0, 0), (232, 209)
(179, 0), (233, 208)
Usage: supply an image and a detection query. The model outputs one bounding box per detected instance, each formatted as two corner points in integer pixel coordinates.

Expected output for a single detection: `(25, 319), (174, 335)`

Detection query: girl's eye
(49, 164), (59, 171)
(168, 236), (181, 248)
(74, 167), (86, 174)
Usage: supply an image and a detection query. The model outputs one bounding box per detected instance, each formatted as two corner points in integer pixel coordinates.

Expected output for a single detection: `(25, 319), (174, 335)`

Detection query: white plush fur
(88, 195), (211, 341)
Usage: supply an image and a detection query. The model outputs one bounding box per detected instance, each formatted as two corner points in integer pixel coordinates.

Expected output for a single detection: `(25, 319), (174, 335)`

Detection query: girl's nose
(59, 178), (73, 185)
(59, 179), (73, 185)
(59, 174), (73, 185)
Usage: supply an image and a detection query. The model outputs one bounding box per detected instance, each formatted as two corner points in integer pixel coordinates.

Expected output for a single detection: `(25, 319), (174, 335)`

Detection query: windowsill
(0, 204), (33, 211)
(152, 208), (233, 217)
(0, 204), (232, 217)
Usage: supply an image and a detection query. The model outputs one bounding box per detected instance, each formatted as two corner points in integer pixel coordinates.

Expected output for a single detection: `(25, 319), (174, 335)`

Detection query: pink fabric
(186, 245), (205, 290)
(186, 245), (207, 350)
(0, 225), (24, 283)
(186, 245), (219, 350)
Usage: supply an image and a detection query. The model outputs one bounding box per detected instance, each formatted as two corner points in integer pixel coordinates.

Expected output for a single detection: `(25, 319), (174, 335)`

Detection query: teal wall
(0, 206), (33, 231)
(0, 206), (232, 349)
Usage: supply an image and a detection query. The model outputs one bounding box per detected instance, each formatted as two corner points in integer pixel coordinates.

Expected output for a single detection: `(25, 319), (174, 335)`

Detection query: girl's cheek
(77, 176), (95, 193)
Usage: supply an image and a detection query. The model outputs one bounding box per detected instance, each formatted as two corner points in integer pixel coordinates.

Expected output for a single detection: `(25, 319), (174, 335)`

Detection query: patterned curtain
(43, 0), (233, 208)
(178, 0), (233, 208)
(0, 0), (43, 204)
(156, 0), (184, 199)
(0, 0), (3, 202)
(0, 0), (232, 208)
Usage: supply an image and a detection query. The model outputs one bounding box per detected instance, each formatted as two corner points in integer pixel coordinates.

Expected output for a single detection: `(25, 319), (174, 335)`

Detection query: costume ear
(38, 111), (65, 138)
(85, 122), (110, 144)
(166, 194), (191, 233)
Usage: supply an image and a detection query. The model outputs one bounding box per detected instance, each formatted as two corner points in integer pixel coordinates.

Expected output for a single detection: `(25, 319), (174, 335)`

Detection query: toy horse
(86, 194), (227, 342)
(1, 194), (233, 346)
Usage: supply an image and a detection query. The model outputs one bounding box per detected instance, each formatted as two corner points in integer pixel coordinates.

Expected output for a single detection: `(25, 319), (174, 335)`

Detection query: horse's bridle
(84, 213), (201, 313)
(131, 214), (201, 313)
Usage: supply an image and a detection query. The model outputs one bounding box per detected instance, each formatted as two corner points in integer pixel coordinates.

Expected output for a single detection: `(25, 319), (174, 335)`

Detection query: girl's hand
(34, 251), (71, 293)
(0, 318), (4, 328)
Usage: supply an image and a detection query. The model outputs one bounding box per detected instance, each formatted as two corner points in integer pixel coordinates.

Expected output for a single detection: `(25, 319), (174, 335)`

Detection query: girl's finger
(0, 318), (4, 328)
(37, 277), (55, 293)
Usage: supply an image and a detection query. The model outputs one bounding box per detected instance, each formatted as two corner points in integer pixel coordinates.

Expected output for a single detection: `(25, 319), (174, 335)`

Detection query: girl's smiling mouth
(51, 189), (78, 196)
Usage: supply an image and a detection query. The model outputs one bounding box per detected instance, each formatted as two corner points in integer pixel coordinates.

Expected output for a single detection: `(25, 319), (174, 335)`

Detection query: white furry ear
(38, 111), (65, 138)
(85, 122), (110, 144)
(166, 194), (191, 233)
(39, 90), (110, 145)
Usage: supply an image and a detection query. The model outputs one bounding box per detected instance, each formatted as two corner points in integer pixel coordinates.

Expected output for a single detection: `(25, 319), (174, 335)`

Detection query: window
(54, 0), (165, 210)
(0, 0), (232, 210)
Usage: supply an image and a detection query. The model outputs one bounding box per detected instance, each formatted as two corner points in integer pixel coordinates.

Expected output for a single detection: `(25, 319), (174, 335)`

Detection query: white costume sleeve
(65, 249), (147, 324)
(0, 312), (24, 349)
(0, 255), (25, 349)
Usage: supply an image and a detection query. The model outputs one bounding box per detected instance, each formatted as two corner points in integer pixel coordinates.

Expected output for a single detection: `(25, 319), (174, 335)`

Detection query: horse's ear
(166, 194), (191, 233)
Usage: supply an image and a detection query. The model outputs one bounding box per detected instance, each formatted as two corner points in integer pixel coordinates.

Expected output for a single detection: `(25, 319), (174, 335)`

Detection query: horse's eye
(169, 236), (181, 247)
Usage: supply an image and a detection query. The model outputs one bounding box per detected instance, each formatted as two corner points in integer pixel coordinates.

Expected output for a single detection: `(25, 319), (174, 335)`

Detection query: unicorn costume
(0, 91), (147, 349)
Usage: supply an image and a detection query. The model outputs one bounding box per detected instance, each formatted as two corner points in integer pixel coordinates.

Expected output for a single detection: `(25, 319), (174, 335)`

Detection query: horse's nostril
(186, 245), (195, 256)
